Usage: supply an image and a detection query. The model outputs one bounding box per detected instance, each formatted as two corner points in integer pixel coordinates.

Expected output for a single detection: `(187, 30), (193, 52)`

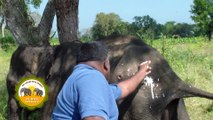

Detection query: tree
(116, 21), (129, 35)
(131, 15), (159, 40)
(162, 21), (195, 38)
(163, 21), (176, 37)
(3, 0), (55, 45)
(191, 0), (213, 40)
(174, 23), (194, 37)
(132, 15), (157, 31)
(54, 0), (79, 43)
(91, 12), (127, 40)
(3, 0), (79, 45)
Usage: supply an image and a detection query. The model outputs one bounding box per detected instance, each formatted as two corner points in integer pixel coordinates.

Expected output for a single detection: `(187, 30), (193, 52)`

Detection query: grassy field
(152, 37), (213, 120)
(0, 37), (212, 120)
(0, 48), (15, 119)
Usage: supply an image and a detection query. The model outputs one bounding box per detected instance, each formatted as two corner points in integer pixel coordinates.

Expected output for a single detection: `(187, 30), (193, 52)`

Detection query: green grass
(0, 37), (212, 120)
(0, 49), (15, 120)
(50, 38), (60, 46)
(151, 37), (213, 120)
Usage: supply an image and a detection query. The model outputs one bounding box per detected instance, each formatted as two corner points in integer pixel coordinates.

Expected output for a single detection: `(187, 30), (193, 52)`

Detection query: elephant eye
(117, 75), (122, 81)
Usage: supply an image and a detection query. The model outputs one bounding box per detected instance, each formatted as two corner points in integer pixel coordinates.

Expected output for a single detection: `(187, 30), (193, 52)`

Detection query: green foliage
(132, 15), (157, 31)
(0, 30), (17, 51)
(0, 36), (16, 51)
(90, 13), (197, 41)
(174, 23), (195, 37)
(159, 35), (172, 56)
(162, 21), (196, 37)
(50, 37), (60, 46)
(91, 12), (128, 40)
(25, 0), (42, 8)
(116, 21), (129, 35)
(0, 29), (12, 37)
(191, 0), (213, 40)
(79, 28), (93, 42)
(131, 15), (160, 40)
(80, 35), (92, 43)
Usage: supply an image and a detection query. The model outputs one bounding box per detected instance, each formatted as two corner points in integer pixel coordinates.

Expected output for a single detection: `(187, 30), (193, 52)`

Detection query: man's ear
(104, 61), (108, 71)
(104, 60), (110, 72)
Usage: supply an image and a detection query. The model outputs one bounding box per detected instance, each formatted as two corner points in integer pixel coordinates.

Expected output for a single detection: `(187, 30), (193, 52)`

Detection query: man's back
(52, 64), (121, 120)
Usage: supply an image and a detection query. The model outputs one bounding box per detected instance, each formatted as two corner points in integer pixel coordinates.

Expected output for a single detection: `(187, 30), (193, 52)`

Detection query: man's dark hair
(76, 41), (108, 63)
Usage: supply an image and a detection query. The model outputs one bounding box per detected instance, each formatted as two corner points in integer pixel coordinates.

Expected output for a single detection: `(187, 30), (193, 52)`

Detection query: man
(52, 41), (151, 120)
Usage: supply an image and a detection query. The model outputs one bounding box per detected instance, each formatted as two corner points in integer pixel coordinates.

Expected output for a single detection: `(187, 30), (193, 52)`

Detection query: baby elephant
(34, 88), (43, 97)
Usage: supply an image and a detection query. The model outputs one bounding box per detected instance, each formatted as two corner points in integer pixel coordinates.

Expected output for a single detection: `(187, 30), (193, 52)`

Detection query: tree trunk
(33, 0), (56, 45)
(207, 30), (212, 41)
(4, 0), (30, 44)
(210, 31), (213, 41)
(0, 17), (5, 37)
(2, 24), (5, 38)
(54, 0), (79, 43)
(3, 0), (55, 45)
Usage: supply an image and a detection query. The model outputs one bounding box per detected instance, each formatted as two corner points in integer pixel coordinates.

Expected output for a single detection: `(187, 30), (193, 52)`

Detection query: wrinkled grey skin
(6, 42), (81, 120)
(6, 36), (213, 120)
(6, 46), (54, 120)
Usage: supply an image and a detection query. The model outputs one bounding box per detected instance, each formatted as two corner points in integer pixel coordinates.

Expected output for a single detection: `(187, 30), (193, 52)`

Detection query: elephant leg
(161, 99), (179, 120)
(161, 99), (190, 120)
(22, 108), (32, 120)
(177, 99), (190, 120)
(8, 97), (21, 120)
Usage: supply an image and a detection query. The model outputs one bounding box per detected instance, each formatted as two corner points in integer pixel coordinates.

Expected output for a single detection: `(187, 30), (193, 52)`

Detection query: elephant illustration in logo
(34, 88), (43, 97)
(20, 88), (32, 96)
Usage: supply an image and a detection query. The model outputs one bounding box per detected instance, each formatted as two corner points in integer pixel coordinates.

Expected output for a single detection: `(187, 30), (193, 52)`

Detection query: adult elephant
(6, 35), (213, 120)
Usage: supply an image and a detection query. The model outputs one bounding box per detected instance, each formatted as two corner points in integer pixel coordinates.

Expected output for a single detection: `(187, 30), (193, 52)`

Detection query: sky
(31, 0), (194, 32)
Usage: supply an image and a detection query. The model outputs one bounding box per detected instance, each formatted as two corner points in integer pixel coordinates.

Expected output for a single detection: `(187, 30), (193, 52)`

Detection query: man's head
(76, 41), (110, 78)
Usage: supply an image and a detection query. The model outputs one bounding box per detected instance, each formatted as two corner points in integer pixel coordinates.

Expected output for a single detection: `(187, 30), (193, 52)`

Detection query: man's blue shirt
(52, 64), (122, 120)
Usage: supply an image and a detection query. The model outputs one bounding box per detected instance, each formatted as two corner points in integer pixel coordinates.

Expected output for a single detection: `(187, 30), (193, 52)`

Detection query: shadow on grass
(205, 102), (213, 113)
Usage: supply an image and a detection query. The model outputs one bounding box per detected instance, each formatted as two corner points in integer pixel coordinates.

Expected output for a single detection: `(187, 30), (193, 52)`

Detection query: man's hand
(118, 60), (152, 99)
(138, 60), (152, 76)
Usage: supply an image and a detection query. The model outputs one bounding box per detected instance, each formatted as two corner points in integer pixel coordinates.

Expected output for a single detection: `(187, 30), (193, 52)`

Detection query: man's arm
(118, 61), (151, 99)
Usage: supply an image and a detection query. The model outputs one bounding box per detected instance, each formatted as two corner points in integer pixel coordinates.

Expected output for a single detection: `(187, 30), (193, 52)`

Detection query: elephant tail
(177, 80), (213, 99)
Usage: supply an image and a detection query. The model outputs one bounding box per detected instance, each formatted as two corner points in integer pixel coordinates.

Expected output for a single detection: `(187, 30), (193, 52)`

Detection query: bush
(0, 36), (16, 51)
